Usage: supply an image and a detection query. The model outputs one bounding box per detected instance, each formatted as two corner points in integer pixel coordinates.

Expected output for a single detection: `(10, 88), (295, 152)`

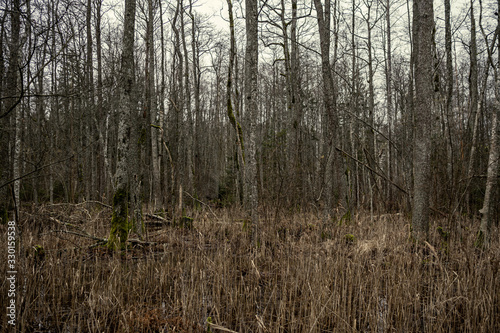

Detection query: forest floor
(1, 203), (499, 332)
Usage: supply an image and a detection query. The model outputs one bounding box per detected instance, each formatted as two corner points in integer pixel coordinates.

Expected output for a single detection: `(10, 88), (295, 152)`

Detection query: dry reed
(1, 204), (499, 332)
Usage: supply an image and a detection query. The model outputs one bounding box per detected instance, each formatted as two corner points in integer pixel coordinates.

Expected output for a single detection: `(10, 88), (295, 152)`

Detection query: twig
(145, 213), (169, 222)
(185, 191), (218, 218)
(335, 146), (408, 195)
(77, 201), (112, 209)
(207, 322), (239, 333)
(0, 154), (75, 189)
(50, 229), (107, 243)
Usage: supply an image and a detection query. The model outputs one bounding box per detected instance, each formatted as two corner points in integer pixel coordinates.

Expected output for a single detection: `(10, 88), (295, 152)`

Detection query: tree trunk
(109, 0), (137, 250)
(226, 0), (246, 203)
(313, 0), (339, 219)
(412, 0), (434, 240)
(444, 0), (455, 210)
(2, 0), (21, 223)
(244, 0), (259, 244)
(147, 0), (160, 210)
(477, 0), (500, 248)
(385, 0), (394, 210)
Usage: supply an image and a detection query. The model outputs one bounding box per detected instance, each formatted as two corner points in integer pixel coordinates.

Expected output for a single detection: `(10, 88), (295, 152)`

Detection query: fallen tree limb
(50, 229), (107, 243)
(145, 213), (169, 222)
(49, 216), (157, 246)
(185, 191), (218, 218)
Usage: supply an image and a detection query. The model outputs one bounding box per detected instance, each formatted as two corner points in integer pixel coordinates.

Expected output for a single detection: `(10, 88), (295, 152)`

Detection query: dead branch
(185, 191), (218, 218)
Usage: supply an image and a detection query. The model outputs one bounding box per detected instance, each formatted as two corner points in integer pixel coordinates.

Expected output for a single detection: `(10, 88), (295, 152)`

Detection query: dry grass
(1, 204), (499, 332)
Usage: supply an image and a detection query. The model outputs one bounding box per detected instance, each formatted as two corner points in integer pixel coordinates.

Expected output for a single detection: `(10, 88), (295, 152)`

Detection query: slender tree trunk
(444, 0), (455, 211)
(190, 0), (202, 197)
(109, 0), (137, 249)
(158, 0), (168, 207)
(171, 0), (184, 215)
(365, 3), (376, 216)
(4, 0), (21, 221)
(313, 0), (339, 219)
(385, 0), (394, 209)
(147, 0), (160, 210)
(412, 0), (434, 240)
(244, 0), (259, 243)
(181, 0), (193, 197)
(226, 0), (246, 202)
(477, 0), (500, 248)
(94, 0), (108, 200)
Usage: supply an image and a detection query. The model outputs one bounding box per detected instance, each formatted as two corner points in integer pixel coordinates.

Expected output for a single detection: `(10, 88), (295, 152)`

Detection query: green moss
(338, 210), (352, 226)
(108, 188), (131, 251)
(180, 216), (193, 229)
(242, 219), (250, 232)
(475, 230), (485, 249)
(206, 316), (212, 332)
(320, 230), (332, 240)
(437, 226), (449, 255)
(437, 226), (449, 241)
(344, 233), (356, 244)
(0, 206), (8, 225)
(33, 245), (45, 261)
(138, 127), (147, 145)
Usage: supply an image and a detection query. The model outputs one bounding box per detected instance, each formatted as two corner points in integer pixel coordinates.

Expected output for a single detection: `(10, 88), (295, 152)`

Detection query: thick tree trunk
(109, 0), (137, 250)
(412, 0), (434, 240)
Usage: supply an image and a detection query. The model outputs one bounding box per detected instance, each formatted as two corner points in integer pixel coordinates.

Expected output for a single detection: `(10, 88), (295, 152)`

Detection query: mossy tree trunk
(109, 0), (137, 250)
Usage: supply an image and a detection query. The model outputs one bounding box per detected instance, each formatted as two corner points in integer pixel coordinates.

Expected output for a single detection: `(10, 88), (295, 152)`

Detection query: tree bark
(109, 0), (137, 250)
(2, 0), (21, 223)
(385, 0), (394, 209)
(244, 0), (259, 243)
(477, 0), (500, 248)
(412, 0), (434, 240)
(313, 0), (339, 219)
(147, 0), (160, 210)
(226, 0), (246, 202)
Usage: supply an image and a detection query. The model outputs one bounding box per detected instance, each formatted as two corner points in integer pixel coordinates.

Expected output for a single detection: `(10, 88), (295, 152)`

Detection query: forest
(0, 0), (499, 331)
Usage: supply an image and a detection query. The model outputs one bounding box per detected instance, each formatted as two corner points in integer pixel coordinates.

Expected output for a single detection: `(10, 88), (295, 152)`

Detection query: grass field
(1, 204), (499, 332)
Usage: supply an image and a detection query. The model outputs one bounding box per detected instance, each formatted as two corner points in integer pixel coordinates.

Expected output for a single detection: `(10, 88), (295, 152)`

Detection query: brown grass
(1, 204), (499, 332)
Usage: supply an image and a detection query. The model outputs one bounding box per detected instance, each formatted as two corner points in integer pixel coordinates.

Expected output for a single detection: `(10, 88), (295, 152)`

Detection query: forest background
(0, 0), (499, 331)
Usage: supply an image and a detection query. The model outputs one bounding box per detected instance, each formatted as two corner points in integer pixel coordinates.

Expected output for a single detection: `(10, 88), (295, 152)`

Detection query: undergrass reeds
(1, 204), (499, 332)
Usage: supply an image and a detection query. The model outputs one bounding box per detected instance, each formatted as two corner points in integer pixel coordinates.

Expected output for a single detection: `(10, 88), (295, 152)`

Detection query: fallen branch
(145, 213), (169, 223)
(207, 322), (239, 333)
(49, 216), (157, 246)
(185, 191), (218, 218)
(78, 201), (112, 209)
(50, 229), (107, 243)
